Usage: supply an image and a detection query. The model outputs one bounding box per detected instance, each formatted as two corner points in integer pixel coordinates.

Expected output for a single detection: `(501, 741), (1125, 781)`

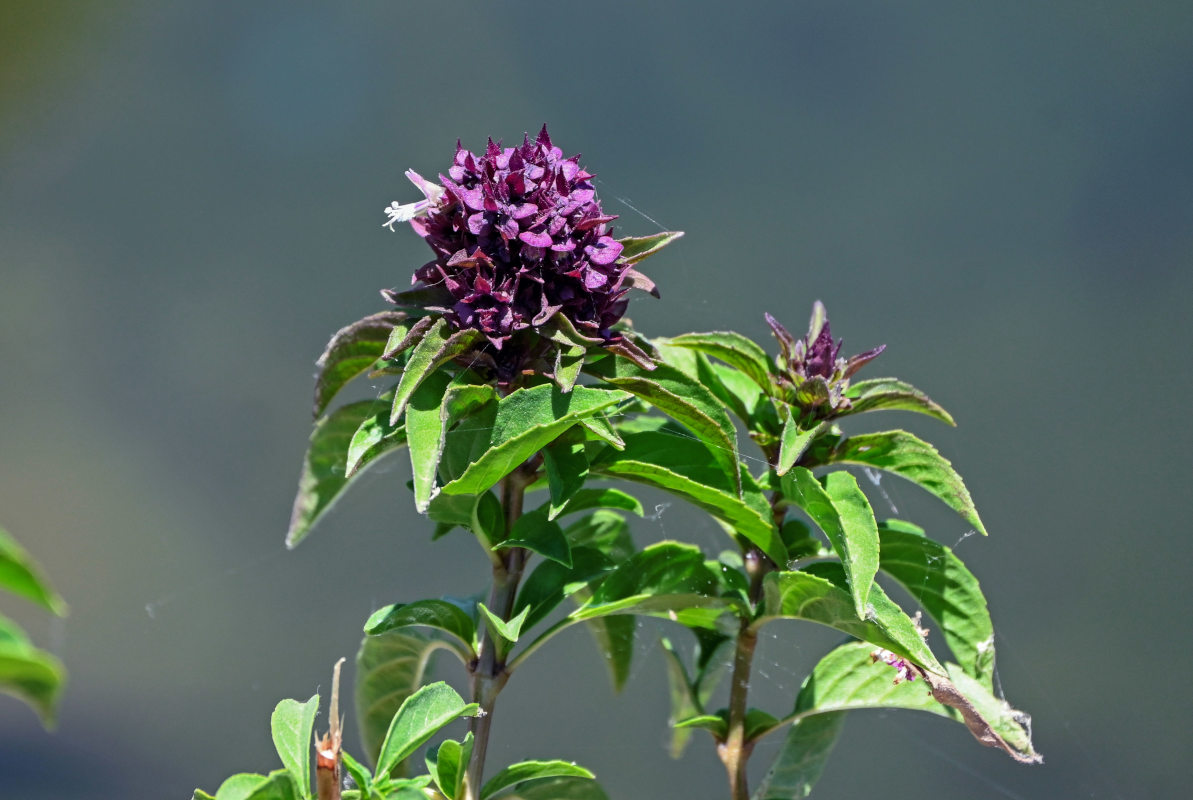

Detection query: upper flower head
(381, 126), (654, 383)
(766, 301), (885, 418)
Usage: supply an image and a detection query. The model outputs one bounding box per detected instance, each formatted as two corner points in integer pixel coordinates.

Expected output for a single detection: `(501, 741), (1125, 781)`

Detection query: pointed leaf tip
(616, 231), (684, 265)
(813, 430), (987, 536)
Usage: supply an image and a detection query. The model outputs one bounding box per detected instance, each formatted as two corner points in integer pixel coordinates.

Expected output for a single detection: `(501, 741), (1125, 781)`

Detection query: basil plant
(197, 127), (1038, 800)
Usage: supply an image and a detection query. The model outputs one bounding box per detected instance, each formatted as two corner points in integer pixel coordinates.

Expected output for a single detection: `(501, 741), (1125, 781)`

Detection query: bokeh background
(2, 2), (1189, 798)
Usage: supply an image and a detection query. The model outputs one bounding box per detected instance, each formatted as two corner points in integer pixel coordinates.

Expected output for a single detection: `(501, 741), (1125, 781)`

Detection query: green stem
(718, 618), (758, 800)
(463, 470), (529, 800)
(718, 489), (787, 799)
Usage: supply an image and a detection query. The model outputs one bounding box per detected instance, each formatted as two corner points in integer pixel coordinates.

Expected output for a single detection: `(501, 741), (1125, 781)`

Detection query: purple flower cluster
(766, 302), (885, 418)
(387, 127), (643, 361)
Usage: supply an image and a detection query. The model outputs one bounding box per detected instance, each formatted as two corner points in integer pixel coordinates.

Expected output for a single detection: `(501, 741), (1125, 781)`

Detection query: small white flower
(382, 169), (446, 230)
(381, 201), (424, 229)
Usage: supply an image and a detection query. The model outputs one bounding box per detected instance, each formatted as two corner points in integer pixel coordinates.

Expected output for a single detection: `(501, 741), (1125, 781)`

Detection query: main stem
(718, 492), (786, 799)
(464, 471), (528, 800)
(718, 618), (759, 800)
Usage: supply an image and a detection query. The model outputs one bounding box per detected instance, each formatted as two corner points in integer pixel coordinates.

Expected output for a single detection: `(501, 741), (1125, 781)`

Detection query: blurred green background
(1, 2), (1188, 798)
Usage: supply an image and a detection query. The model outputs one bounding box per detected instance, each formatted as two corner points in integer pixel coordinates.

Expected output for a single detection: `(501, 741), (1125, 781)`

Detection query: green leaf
(926, 663), (1040, 762)
(585, 357), (742, 495)
(471, 491), (505, 550)
(515, 548), (630, 687)
(477, 602), (531, 652)
(542, 312), (605, 349)
(879, 523), (995, 686)
(374, 682), (479, 780)
(440, 385), (629, 496)
(313, 311), (408, 417)
(693, 631), (735, 704)
(570, 542), (734, 630)
(344, 397), (408, 478)
(753, 639), (1039, 799)
(780, 468), (879, 619)
(355, 630), (441, 769)
(796, 640), (945, 713)
(651, 343), (751, 430)
(193, 790), (217, 800)
(659, 632), (733, 757)
(496, 509), (572, 567)
(550, 515), (640, 690)
(542, 436), (589, 519)
(271, 694), (319, 799)
(755, 567), (942, 674)
(786, 638), (1035, 763)
(658, 331), (774, 394)
(663, 634), (735, 758)
(426, 492), (482, 534)
(698, 355), (778, 436)
(381, 286), (454, 313)
(745, 707), (781, 741)
(212, 771), (301, 800)
(390, 317), (482, 424)
(379, 786), (435, 800)
(514, 547), (613, 630)
(711, 551), (750, 602)
(843, 378), (955, 426)
(0, 615), (65, 726)
(408, 377), (497, 514)
(211, 773), (268, 800)
(673, 713), (727, 738)
(426, 733), (473, 800)
(489, 776), (609, 800)
(382, 314), (435, 359)
(752, 712), (844, 800)
(480, 760), (595, 800)
(572, 590), (732, 633)
(812, 430), (987, 536)
(0, 526), (66, 615)
(584, 612), (635, 694)
(661, 638), (700, 757)
(607, 409), (671, 435)
(435, 384), (501, 485)
(775, 419), (830, 477)
(779, 519), (823, 560)
(248, 771), (301, 800)
(563, 512), (634, 563)
(406, 370), (454, 513)
(340, 751), (374, 797)
(553, 346), (586, 393)
(288, 398), (401, 549)
(584, 542), (716, 602)
(590, 432), (785, 566)
(550, 488), (644, 520)
(616, 230), (684, 264)
(577, 414), (624, 449)
(365, 601), (477, 655)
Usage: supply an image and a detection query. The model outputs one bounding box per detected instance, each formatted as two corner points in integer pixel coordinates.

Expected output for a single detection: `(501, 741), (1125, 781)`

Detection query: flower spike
(767, 301), (886, 419)
(381, 126), (658, 385)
